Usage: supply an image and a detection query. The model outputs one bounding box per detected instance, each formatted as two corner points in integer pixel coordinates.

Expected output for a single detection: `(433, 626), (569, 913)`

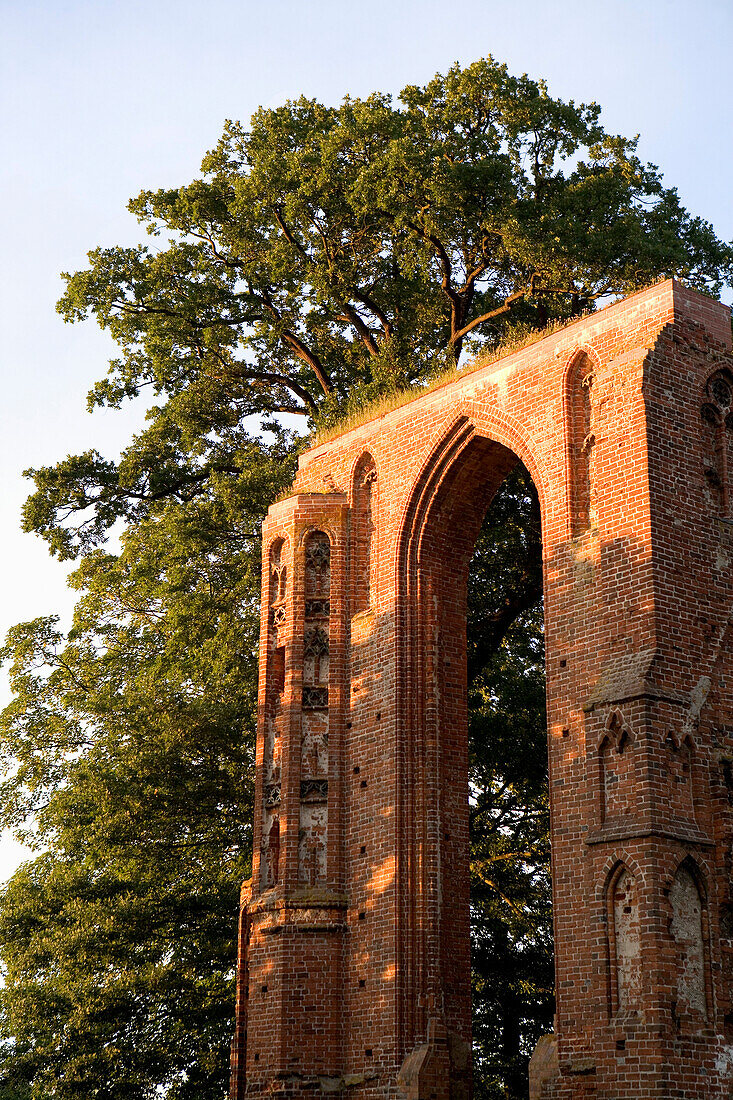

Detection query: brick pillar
(533, 298), (733, 1099)
(231, 493), (349, 1098)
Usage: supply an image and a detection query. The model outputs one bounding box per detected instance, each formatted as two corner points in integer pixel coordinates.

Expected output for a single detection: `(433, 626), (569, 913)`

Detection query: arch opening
(396, 430), (552, 1100)
(468, 464), (553, 1098)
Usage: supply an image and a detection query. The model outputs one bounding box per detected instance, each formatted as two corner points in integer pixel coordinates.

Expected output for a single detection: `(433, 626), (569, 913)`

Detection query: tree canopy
(2, 56), (731, 1100)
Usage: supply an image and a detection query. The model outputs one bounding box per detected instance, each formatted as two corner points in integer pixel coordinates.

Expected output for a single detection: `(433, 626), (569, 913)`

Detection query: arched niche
(260, 537), (288, 889)
(352, 452), (377, 614)
(304, 529), (331, 605)
(269, 536), (287, 607)
(598, 709), (635, 825)
(605, 862), (643, 1016)
(565, 351), (596, 535)
(669, 859), (709, 1021)
(700, 368), (733, 517)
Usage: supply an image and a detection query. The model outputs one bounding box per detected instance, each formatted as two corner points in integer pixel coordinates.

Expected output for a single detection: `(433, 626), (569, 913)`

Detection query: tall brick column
(232, 282), (733, 1100)
(230, 493), (349, 1095)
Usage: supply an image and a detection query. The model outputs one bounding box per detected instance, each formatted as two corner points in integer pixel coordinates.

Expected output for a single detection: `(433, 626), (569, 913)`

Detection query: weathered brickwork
(230, 281), (733, 1099)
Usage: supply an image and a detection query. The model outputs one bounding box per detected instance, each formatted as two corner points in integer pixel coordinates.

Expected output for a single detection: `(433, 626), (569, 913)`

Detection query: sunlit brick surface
(231, 281), (733, 1099)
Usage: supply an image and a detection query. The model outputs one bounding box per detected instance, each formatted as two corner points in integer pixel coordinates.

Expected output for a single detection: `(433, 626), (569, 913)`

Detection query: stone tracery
(260, 537), (287, 889)
(298, 531), (331, 886)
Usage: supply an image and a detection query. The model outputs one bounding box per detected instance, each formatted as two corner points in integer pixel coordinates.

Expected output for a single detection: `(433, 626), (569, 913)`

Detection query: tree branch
(256, 291), (333, 395)
(210, 356), (319, 413)
(450, 288), (528, 346)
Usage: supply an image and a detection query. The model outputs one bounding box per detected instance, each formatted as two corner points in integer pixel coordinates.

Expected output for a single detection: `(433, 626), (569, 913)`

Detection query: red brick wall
(231, 281), (733, 1099)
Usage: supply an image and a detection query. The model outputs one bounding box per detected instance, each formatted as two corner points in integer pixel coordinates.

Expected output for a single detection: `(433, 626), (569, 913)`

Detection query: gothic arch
(666, 856), (711, 1021)
(603, 860), (644, 1017)
(700, 368), (733, 517)
(233, 281), (733, 1100)
(297, 522), (337, 549)
(598, 708), (636, 825)
(394, 411), (551, 1061)
(563, 346), (599, 537)
(351, 451), (378, 614)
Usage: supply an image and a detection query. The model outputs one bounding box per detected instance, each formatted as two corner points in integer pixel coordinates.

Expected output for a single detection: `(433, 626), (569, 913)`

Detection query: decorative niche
(701, 369), (733, 517)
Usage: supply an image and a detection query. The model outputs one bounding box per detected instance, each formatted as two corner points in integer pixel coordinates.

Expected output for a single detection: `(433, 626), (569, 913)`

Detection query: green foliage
(0, 433), (294, 1099)
(1, 55), (731, 1100)
(468, 467), (552, 1099)
(54, 56), (733, 445)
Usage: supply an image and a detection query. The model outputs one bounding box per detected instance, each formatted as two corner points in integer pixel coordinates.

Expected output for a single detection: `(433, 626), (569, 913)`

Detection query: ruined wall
(231, 281), (733, 1100)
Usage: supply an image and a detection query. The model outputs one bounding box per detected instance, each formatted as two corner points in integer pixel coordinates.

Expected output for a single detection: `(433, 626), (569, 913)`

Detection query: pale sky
(1, 0), (732, 877)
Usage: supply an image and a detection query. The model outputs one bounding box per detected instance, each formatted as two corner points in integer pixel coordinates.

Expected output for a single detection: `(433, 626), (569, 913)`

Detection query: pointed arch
(352, 451), (378, 613)
(268, 536), (288, 607)
(393, 410), (549, 1062)
(604, 860), (643, 1017)
(598, 709), (636, 824)
(564, 348), (598, 535)
(669, 856), (709, 1020)
(701, 367), (733, 517)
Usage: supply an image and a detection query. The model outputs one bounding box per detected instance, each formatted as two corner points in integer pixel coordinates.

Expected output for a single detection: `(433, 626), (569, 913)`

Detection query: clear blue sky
(1, 0), (732, 873)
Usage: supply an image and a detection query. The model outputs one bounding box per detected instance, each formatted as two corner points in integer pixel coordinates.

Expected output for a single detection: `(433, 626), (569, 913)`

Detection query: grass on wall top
(310, 314), (576, 449)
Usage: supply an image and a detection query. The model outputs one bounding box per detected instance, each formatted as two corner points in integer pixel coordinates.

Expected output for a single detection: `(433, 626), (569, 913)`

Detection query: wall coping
(299, 279), (731, 470)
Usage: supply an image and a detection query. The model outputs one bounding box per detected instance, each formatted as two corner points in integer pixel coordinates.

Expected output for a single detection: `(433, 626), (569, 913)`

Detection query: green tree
(468, 467), (551, 1097)
(1, 56), (731, 1100)
(0, 434), (295, 1099)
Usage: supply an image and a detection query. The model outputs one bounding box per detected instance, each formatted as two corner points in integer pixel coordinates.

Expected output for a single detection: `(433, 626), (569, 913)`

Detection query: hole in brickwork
(360, 845), (366, 855)
(616, 1039), (626, 1051)
(358, 911), (366, 920)
(261, 985), (268, 993)
(254, 1053), (259, 1062)
(365, 1049), (372, 1057)
(359, 978), (366, 988)
(360, 779), (367, 788)
(346, 721), (353, 729)
(560, 659), (567, 668)
(353, 765), (360, 774)
(376, 711), (381, 721)
(562, 727), (570, 738)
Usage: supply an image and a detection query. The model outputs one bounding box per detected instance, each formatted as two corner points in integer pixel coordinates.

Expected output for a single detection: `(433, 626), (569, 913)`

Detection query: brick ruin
(229, 281), (733, 1099)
